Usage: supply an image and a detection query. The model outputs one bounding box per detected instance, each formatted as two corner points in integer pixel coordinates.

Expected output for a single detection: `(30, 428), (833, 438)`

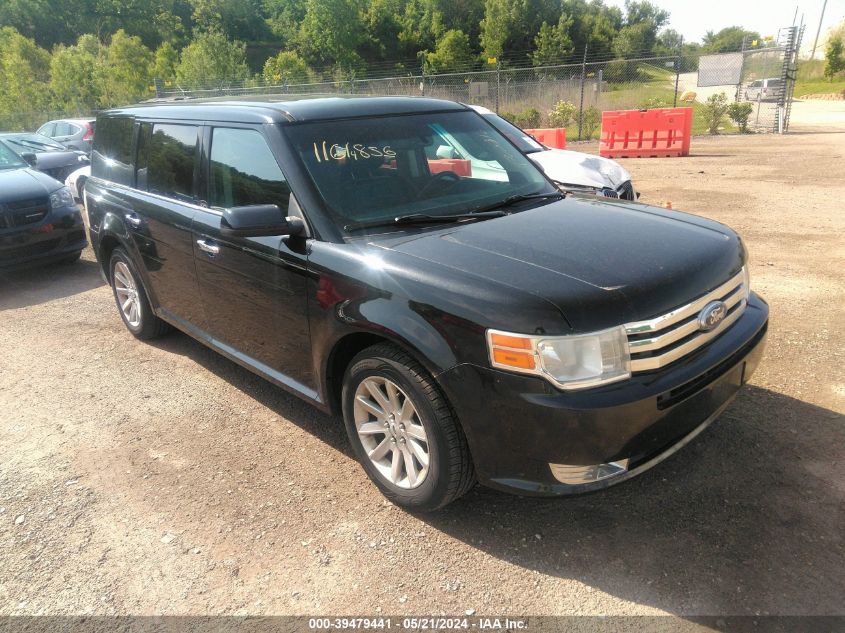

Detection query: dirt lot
(1, 130), (843, 619)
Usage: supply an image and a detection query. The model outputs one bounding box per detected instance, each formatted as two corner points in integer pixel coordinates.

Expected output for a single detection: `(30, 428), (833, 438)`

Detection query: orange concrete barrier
(523, 128), (567, 149)
(599, 107), (693, 158)
(427, 158), (472, 177)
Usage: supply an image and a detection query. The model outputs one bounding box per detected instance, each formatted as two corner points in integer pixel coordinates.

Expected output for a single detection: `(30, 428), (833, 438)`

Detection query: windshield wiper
(344, 210), (507, 231)
(9, 139), (62, 151)
(471, 191), (563, 214)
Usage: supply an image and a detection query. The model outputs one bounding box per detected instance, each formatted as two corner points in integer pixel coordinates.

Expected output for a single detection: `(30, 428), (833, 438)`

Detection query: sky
(605, 0), (844, 54)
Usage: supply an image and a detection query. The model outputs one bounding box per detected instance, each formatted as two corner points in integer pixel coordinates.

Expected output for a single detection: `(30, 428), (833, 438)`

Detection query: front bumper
(437, 292), (768, 496)
(0, 204), (87, 268)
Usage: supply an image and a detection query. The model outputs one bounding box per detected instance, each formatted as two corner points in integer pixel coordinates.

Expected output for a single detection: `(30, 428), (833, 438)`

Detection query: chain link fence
(151, 39), (803, 139)
(150, 54), (691, 141)
(3, 28), (805, 139)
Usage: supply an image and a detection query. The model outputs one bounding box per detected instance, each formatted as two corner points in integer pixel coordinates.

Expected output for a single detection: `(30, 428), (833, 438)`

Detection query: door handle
(196, 239), (220, 256)
(125, 213), (142, 228)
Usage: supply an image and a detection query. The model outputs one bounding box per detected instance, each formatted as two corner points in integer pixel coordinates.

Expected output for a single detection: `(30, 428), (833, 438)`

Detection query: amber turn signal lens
(492, 348), (536, 370)
(489, 333), (533, 350)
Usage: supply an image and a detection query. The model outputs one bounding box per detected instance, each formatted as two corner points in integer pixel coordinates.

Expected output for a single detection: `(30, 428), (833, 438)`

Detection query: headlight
(487, 326), (631, 390)
(49, 186), (75, 209)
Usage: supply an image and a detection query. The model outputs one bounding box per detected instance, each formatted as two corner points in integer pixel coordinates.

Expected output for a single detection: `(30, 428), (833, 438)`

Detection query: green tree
(263, 50), (311, 84)
(93, 0), (188, 49)
(613, 22), (654, 58)
(96, 29), (154, 106)
(530, 15), (574, 65)
(360, 0), (405, 62)
(559, 0), (622, 58)
(655, 28), (682, 54)
(298, 0), (366, 70)
(0, 0), (68, 49)
(824, 39), (844, 80)
(0, 27), (52, 129)
(702, 26), (760, 53)
(623, 0), (668, 30)
(152, 42), (180, 82)
(50, 35), (103, 113)
(425, 29), (473, 72)
(265, 0), (308, 48)
(613, 1), (669, 58)
(176, 30), (250, 87)
(479, 0), (509, 60)
(189, 0), (270, 41)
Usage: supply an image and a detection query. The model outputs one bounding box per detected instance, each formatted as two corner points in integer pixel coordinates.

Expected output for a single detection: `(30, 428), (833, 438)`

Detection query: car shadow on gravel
(140, 332), (845, 615)
(146, 332), (354, 457)
(429, 386), (845, 615)
(0, 258), (104, 310)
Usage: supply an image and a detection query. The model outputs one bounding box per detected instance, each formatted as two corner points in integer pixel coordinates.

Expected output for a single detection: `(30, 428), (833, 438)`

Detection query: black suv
(86, 97), (768, 511)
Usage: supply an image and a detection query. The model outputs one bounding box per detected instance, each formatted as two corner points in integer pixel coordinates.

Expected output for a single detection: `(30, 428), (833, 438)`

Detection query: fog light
(549, 459), (630, 485)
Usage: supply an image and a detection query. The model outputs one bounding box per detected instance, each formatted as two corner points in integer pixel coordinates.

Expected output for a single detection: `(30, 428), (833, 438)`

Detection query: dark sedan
(0, 140), (87, 268)
(0, 132), (90, 182)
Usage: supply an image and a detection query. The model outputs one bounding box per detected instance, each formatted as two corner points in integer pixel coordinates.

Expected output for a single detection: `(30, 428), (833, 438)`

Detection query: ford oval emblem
(698, 301), (727, 331)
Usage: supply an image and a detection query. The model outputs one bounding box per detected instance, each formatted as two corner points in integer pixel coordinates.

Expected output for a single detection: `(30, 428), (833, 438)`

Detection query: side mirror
(21, 152), (37, 167)
(220, 204), (305, 238)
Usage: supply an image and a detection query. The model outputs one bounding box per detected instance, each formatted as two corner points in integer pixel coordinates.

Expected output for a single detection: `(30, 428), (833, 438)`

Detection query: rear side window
(209, 127), (290, 209)
(37, 123), (55, 136)
(147, 124), (199, 202)
(92, 116), (135, 186)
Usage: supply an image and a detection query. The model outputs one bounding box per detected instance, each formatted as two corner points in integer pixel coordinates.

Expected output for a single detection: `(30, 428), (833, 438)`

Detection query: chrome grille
(617, 181), (636, 201)
(0, 197), (49, 229)
(625, 269), (748, 373)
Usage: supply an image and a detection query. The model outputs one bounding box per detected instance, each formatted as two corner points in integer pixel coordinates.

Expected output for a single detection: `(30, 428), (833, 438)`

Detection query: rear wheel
(109, 248), (170, 340)
(342, 343), (475, 511)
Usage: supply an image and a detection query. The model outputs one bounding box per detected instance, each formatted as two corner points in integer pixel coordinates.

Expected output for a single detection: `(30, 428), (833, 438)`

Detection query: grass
(793, 77), (845, 96)
(794, 59), (845, 97)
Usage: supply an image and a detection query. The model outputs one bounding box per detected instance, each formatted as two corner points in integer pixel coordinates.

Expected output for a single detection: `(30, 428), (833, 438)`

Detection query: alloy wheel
(113, 261), (141, 328)
(353, 376), (430, 489)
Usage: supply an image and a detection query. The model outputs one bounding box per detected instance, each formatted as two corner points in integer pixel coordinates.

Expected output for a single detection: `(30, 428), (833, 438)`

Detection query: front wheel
(342, 343), (475, 511)
(109, 248), (171, 340)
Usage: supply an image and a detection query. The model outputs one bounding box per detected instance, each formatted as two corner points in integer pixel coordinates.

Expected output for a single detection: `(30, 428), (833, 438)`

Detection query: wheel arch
(324, 330), (451, 416)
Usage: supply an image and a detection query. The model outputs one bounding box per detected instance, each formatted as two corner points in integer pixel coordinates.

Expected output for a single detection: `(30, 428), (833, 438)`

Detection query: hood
(0, 167), (63, 200)
(529, 149), (632, 190)
(377, 197), (744, 332)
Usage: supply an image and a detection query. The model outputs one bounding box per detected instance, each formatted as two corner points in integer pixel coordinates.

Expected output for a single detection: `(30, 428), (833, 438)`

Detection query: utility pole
(811, 0), (828, 59)
(577, 45), (587, 141)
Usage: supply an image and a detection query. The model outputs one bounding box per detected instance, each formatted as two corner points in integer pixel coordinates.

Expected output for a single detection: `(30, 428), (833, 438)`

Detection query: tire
(109, 247), (171, 340)
(342, 343), (475, 511)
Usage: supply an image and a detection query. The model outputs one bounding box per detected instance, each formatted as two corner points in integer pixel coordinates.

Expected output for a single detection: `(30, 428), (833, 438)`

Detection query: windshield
(0, 141), (27, 170)
(2, 133), (66, 152)
(482, 114), (545, 154)
(284, 110), (554, 234)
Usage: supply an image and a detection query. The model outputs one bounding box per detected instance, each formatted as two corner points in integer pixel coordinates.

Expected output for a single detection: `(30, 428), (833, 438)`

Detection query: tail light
(82, 122), (94, 141)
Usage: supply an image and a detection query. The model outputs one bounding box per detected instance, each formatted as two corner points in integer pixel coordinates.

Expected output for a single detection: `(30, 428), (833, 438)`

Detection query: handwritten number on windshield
(312, 142), (396, 163)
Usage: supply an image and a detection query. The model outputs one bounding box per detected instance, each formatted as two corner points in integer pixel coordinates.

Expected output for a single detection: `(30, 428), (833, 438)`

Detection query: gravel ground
(0, 131), (843, 618)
